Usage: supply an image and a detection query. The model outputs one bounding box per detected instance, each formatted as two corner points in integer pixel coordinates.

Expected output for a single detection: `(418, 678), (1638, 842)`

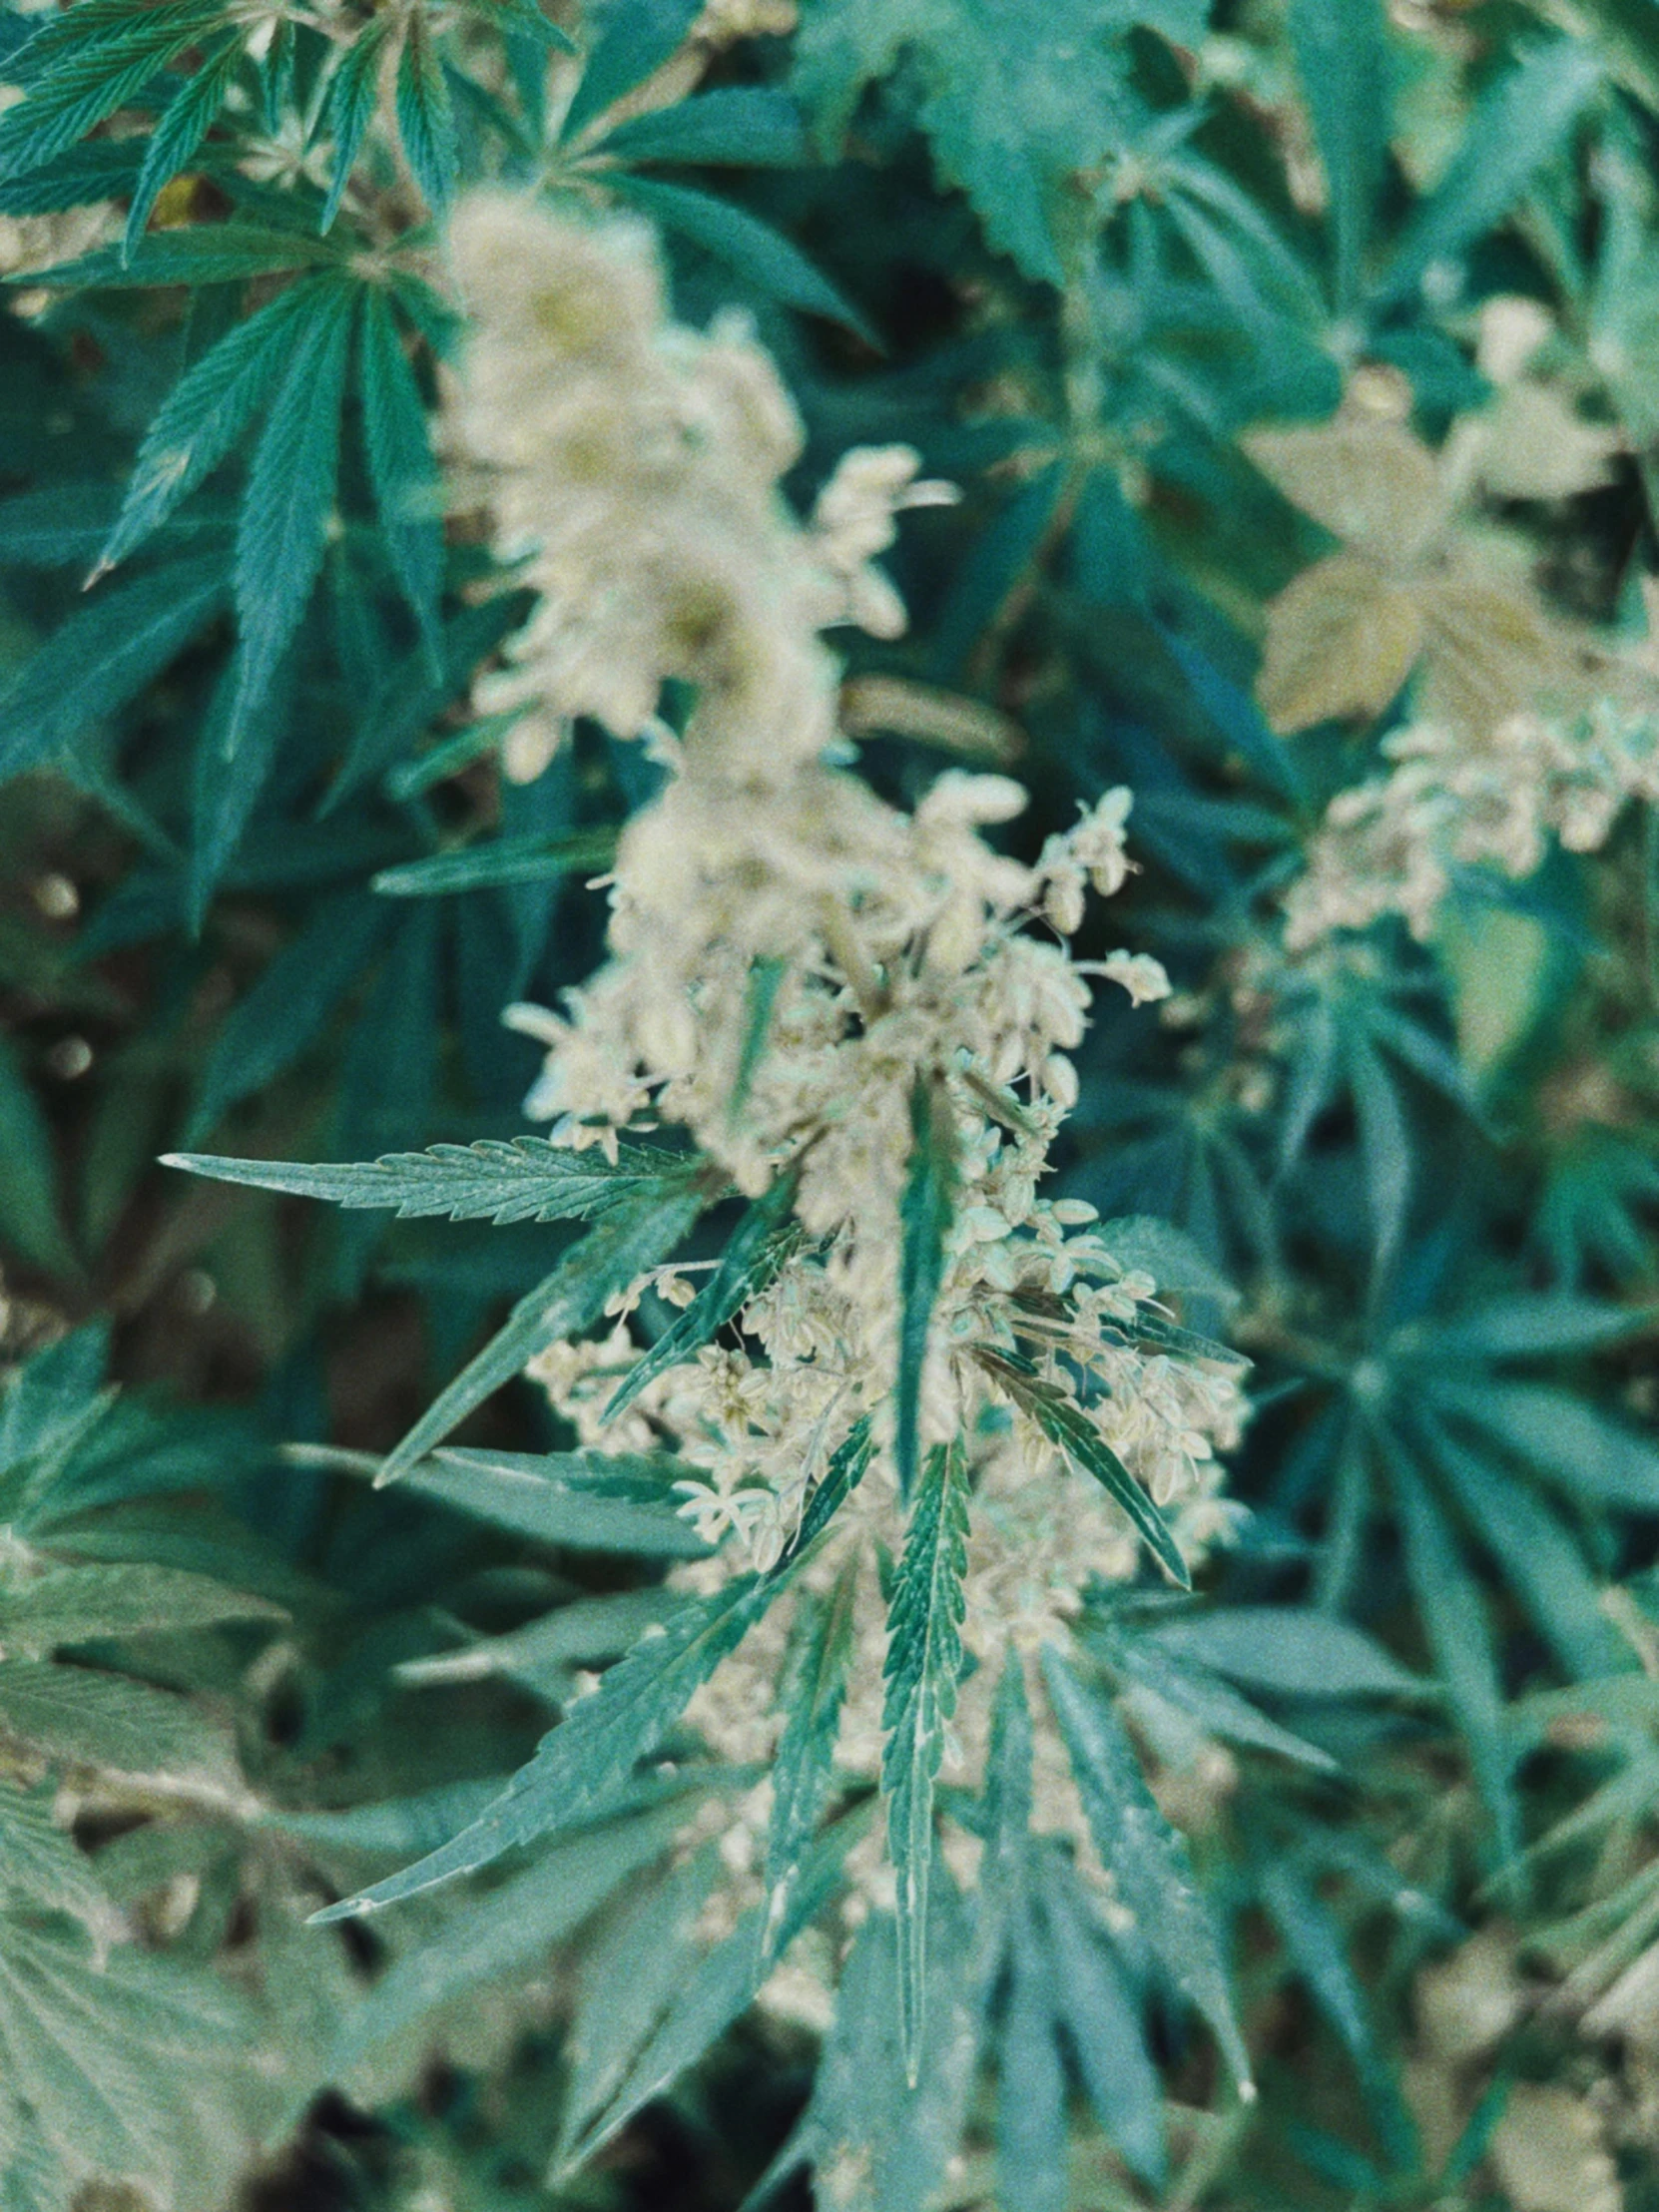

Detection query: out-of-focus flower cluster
(1286, 701), (1659, 947)
(445, 194), (1246, 1928)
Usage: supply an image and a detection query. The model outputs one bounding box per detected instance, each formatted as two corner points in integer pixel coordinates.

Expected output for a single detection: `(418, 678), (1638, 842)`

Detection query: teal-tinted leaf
(0, 138), (143, 216)
(979, 1351), (1189, 1587)
(997, 1901), (1068, 2212)
(0, 1564), (282, 1654)
(1426, 1294), (1654, 1364)
(928, 459), (1066, 679)
(1350, 1040), (1408, 1282)
(358, 285), (443, 654)
(1426, 1378), (1659, 1510)
(183, 891), (388, 1142)
(730, 952), (786, 1125)
(882, 1436), (969, 2080)
(763, 1564), (855, 1952)
(1039, 1857), (1166, 2186)
(1375, 41), (1602, 307)
(0, 1658), (236, 1781)
(981, 1651), (1033, 1899)
(0, 556), (228, 782)
(166, 1133), (688, 1226)
(310, 1571), (776, 1918)
(1414, 1413), (1629, 1681)
(395, 12), (458, 213)
(1287, 0), (1388, 310)
(0, 3), (221, 178)
(268, 1776), (512, 1857)
(561, 0), (702, 143)
(895, 1077), (956, 1501)
(391, 1447), (707, 1554)
(1118, 1647), (1339, 1773)
(228, 276), (356, 740)
(95, 281), (317, 579)
(23, 223), (342, 287)
(1147, 1607), (1425, 1700)
(188, 637), (289, 933)
(606, 1167), (801, 1421)
(321, 14), (393, 232)
(1096, 1215), (1240, 1305)
(607, 173), (876, 340)
(1042, 1645), (1251, 2094)
(334, 1802), (684, 2063)
(590, 86), (811, 167)
(123, 35), (244, 256)
(375, 1180), (710, 1481)
(370, 828), (617, 895)
(397, 1587), (680, 1687)
(0, 1781), (107, 1928)
(774, 1414), (876, 1571)
(1383, 1436), (1520, 1870)
(0, 1034), (76, 1279)
(1258, 1855), (1415, 2166)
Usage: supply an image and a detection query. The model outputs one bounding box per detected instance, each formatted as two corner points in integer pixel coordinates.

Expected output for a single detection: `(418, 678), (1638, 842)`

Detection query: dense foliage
(6, 0), (1659, 2206)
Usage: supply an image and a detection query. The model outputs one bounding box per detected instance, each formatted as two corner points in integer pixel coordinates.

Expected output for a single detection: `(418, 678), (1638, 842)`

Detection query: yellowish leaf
(1244, 418), (1442, 566)
(1472, 382), (1622, 501)
(1420, 572), (1572, 733)
(1489, 2085), (1621, 2212)
(1257, 553), (1424, 733)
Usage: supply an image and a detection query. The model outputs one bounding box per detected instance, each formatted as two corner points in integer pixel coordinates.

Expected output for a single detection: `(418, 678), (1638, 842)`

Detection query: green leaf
(395, 12), (458, 214)
(0, 1035), (76, 1279)
(384, 1446), (708, 1554)
(996, 1898), (1068, 2212)
(0, 556), (228, 783)
(1350, 1040), (1409, 1283)
(122, 35), (244, 257)
(1287, 0), (1388, 310)
(978, 1351), (1190, 1588)
(0, 2), (222, 179)
(1146, 1607), (1426, 1700)
(882, 1436), (969, 2081)
(763, 1564), (855, 1953)
(397, 1587), (681, 1687)
(165, 1131), (683, 1226)
(589, 86), (811, 167)
(358, 286), (443, 655)
(1096, 1216), (1240, 1306)
(1426, 1378), (1659, 1510)
(94, 281), (317, 579)
(321, 15), (394, 232)
(375, 1180), (711, 1481)
(775, 1414), (876, 1570)
(606, 173), (877, 340)
(0, 1658), (237, 1781)
(1116, 1648), (1340, 1774)
(794, 0), (1201, 286)
(310, 1571), (776, 1918)
(895, 1077), (956, 1502)
(22, 223), (343, 288)
(1383, 1436), (1520, 1871)
(1042, 1645), (1252, 2096)
(228, 276), (356, 741)
(1375, 40), (1602, 307)
(333, 1802), (685, 2064)
(183, 891), (389, 1142)
(562, 0), (703, 143)
(0, 138), (144, 215)
(0, 1781), (108, 1928)
(370, 827), (618, 895)
(1427, 1294), (1654, 1364)
(0, 1564), (283, 1653)
(605, 1167), (801, 1421)
(1039, 1857), (1166, 2186)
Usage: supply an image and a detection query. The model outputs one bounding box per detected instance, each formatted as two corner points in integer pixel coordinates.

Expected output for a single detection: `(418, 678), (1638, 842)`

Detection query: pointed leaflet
(395, 11), (458, 213)
(605, 1167), (801, 1421)
(321, 14), (393, 232)
(976, 1349), (1190, 1587)
(1041, 1645), (1252, 2095)
(1374, 40), (1601, 307)
(0, 557), (228, 782)
(895, 1077), (956, 1501)
(0, 1034), (76, 1278)
(561, 0), (702, 143)
(165, 1134), (690, 1225)
(1287, 0), (1388, 311)
(122, 35), (244, 257)
(1383, 1434), (1521, 1872)
(227, 277), (357, 744)
(0, 2), (222, 178)
(95, 281), (318, 580)
(375, 1178), (711, 1481)
(1038, 1857), (1167, 2186)
(881, 1436), (969, 2081)
(358, 285), (443, 654)
(311, 1570), (776, 1919)
(763, 1563), (856, 1954)
(996, 1900), (1068, 2212)
(23, 224), (341, 288)
(370, 828), (617, 895)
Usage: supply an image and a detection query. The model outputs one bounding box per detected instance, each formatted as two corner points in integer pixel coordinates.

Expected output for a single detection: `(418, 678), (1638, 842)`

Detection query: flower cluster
(447, 195), (1246, 1924)
(1285, 700), (1659, 947)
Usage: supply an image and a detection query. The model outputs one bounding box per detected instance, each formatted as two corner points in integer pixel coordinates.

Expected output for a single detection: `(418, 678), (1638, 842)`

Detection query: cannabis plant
(5, 0), (1659, 2206)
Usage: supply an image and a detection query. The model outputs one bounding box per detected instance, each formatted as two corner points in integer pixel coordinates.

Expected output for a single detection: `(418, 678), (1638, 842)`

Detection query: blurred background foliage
(8, 0), (1659, 2206)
